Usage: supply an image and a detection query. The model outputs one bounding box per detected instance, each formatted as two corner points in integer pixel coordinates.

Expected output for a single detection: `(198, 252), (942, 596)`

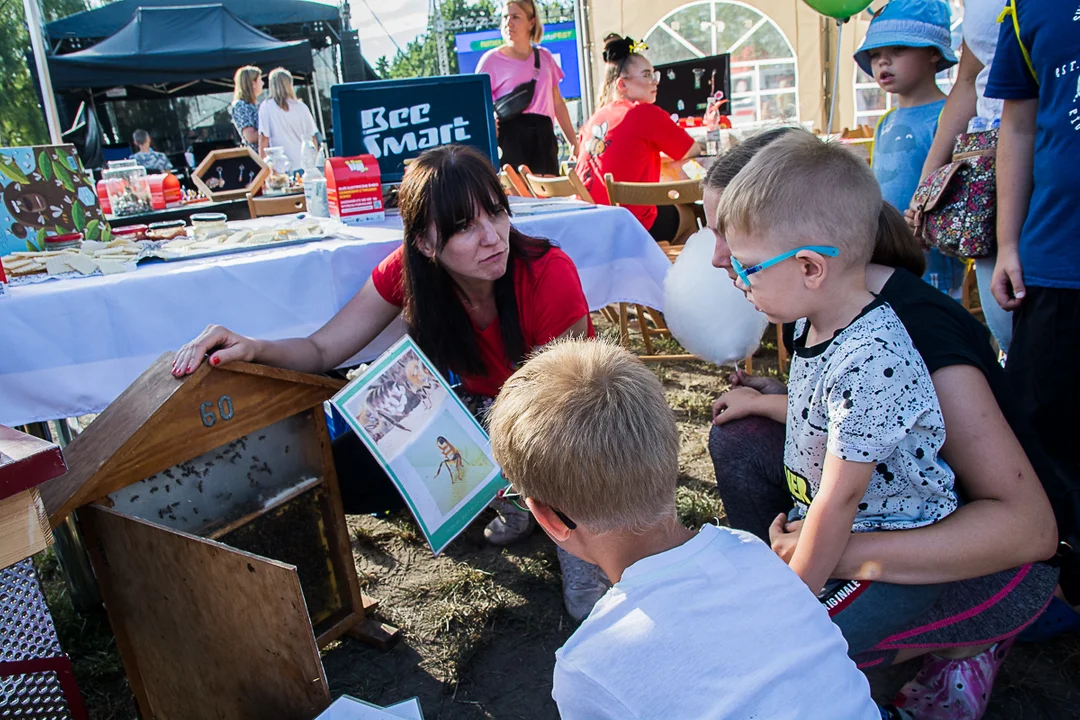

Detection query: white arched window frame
(853, 0), (964, 128)
(643, 0), (799, 128)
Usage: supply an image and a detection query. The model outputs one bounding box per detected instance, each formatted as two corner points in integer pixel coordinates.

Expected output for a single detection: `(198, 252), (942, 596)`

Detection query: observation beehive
(39, 355), (398, 720)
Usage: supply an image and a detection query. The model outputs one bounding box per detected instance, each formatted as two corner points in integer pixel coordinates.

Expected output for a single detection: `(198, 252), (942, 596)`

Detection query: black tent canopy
(47, 0), (341, 52)
(48, 5), (314, 93)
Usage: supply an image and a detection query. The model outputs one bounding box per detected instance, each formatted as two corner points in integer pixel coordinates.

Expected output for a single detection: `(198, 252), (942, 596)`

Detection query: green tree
(383, 0), (574, 80)
(0, 0), (89, 146)
(374, 55), (391, 79)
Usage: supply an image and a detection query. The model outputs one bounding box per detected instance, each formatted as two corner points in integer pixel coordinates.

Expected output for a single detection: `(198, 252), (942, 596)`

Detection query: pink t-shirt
(476, 46), (564, 120)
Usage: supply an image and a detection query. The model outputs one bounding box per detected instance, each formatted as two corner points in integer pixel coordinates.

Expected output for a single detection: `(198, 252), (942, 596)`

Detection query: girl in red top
(576, 34), (702, 241)
(173, 145), (606, 618)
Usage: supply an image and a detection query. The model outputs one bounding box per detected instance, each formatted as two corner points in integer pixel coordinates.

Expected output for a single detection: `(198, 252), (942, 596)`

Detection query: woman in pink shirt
(476, 0), (577, 175)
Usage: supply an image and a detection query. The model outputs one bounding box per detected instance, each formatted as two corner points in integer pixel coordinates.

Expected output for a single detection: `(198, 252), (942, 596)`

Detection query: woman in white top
(257, 68), (318, 171)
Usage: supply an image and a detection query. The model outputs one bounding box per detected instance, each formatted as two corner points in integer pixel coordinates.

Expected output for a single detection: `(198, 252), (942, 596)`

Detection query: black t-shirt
(783, 269), (1044, 501)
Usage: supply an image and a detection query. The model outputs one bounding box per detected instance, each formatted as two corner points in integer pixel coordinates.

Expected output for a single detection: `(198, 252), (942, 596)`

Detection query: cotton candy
(663, 228), (769, 365)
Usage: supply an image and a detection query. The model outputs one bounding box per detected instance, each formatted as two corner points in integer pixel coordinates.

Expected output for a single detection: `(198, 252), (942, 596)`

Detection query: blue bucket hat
(854, 0), (958, 77)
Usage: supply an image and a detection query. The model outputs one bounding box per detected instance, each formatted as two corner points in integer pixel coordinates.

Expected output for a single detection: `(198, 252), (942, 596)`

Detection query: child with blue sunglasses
(717, 132), (959, 607)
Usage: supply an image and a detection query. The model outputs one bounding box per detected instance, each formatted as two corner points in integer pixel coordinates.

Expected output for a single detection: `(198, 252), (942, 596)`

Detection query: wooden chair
(523, 168), (595, 204)
(961, 261), (984, 323)
(498, 171), (519, 196)
(603, 174), (702, 246)
(246, 192), (306, 218)
(501, 164), (534, 197)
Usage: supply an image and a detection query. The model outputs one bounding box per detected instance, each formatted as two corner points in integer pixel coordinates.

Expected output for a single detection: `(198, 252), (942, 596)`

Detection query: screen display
(331, 75), (499, 184)
(455, 22), (581, 99)
(654, 54), (732, 119)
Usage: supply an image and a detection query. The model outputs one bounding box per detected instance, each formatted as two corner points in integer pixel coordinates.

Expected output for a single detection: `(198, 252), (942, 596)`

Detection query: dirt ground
(36, 326), (1080, 719)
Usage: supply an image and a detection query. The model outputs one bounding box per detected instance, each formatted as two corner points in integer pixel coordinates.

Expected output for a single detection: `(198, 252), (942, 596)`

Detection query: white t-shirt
(257, 98), (317, 171)
(552, 525), (880, 720)
(962, 0), (1005, 121)
(785, 300), (957, 531)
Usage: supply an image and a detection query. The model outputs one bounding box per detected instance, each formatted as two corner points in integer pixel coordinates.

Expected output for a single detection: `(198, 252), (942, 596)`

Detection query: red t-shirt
(371, 245), (594, 397)
(575, 100), (695, 230)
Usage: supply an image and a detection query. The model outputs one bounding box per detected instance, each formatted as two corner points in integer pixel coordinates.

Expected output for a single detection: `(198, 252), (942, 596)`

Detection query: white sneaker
(557, 546), (611, 622)
(484, 499), (536, 546)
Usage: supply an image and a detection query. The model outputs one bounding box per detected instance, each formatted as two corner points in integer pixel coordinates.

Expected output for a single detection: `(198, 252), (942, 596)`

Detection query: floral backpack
(909, 0), (1035, 261)
(910, 129), (998, 260)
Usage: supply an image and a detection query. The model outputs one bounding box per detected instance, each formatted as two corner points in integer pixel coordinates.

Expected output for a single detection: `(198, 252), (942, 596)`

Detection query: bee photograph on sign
(339, 347), (446, 459)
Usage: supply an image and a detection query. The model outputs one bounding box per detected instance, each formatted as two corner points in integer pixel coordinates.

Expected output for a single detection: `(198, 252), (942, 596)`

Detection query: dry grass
(30, 313), (1080, 718)
(32, 550), (136, 720)
(405, 565), (521, 684)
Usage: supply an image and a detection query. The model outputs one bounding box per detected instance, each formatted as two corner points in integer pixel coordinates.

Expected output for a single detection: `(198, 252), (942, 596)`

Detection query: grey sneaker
(484, 499), (536, 546)
(557, 546), (612, 622)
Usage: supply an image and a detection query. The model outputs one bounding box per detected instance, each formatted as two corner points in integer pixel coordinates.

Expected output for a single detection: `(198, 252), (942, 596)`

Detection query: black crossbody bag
(493, 48), (540, 123)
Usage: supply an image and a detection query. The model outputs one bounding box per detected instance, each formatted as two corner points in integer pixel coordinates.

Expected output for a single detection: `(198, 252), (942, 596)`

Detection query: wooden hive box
(39, 354), (399, 720)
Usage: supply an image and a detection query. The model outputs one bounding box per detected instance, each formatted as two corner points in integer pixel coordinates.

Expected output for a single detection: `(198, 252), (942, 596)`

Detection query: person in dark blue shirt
(986, 0), (1080, 616)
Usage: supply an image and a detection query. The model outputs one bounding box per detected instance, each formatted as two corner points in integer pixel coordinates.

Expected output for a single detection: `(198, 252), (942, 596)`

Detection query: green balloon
(802, 0), (874, 21)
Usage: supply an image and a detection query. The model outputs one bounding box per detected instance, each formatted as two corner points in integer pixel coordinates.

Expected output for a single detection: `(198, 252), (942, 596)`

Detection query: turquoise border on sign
(331, 336), (504, 555)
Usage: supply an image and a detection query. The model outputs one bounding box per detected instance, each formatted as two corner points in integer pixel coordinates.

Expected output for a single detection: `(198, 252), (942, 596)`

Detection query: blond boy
(488, 339), (878, 720)
(716, 132), (957, 597)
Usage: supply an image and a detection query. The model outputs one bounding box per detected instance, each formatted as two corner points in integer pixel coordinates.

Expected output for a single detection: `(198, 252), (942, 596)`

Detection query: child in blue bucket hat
(856, 0), (964, 299)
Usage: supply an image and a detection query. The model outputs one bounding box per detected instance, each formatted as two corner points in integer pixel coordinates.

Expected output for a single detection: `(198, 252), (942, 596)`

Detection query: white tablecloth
(0, 203), (670, 425)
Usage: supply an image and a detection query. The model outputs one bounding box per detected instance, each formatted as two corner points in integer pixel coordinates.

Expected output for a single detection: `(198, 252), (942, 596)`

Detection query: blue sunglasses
(731, 245), (840, 287)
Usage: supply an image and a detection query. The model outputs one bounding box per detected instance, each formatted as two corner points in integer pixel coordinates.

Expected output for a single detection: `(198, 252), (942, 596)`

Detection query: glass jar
(263, 147), (291, 196)
(44, 232), (83, 251)
(190, 213), (229, 241)
(112, 225), (149, 242)
(102, 160), (154, 216)
(146, 220), (188, 241)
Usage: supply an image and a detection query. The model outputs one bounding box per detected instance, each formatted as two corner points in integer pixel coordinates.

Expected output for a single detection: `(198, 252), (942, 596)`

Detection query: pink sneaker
(893, 640), (1013, 719)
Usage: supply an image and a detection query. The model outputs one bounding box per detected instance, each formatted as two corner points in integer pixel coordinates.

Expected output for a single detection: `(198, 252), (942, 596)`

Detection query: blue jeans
(923, 248), (967, 299)
(974, 257), (1012, 353)
(819, 578), (944, 657)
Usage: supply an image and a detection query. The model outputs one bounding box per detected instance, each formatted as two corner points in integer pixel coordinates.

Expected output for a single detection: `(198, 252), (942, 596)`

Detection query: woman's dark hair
(702, 127), (925, 276)
(872, 203), (926, 276)
(599, 33), (645, 105)
(397, 144), (551, 378)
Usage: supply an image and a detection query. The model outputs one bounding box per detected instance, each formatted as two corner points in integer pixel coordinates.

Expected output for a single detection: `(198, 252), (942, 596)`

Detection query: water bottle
(990, 118), (1001, 130)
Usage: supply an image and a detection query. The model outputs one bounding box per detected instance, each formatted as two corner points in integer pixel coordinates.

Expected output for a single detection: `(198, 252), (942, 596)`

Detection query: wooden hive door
(80, 505), (331, 720)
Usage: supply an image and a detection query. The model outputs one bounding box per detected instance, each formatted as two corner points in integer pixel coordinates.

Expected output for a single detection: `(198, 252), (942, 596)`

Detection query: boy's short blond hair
(718, 130), (881, 267)
(488, 339), (678, 534)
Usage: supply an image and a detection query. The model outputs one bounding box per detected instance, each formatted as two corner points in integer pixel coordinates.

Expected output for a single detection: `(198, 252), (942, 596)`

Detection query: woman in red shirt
(576, 34), (702, 241)
(173, 145), (605, 615)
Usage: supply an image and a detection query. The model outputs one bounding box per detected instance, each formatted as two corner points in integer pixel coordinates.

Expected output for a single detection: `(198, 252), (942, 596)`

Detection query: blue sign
(455, 22), (581, 100)
(330, 74), (499, 185)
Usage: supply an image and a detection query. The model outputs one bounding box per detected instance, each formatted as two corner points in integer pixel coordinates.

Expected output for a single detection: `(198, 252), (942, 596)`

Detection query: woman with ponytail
(575, 34), (702, 241)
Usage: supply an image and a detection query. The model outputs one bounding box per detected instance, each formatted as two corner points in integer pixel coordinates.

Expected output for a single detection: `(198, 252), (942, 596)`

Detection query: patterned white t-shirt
(784, 300), (957, 531)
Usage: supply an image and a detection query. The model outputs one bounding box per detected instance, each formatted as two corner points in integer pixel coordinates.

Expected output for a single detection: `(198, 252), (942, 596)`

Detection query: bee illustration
(588, 122), (609, 157)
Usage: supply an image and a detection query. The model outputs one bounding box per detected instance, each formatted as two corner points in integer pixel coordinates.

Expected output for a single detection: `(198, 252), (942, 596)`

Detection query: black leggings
(498, 113), (559, 175)
(647, 204), (682, 243)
